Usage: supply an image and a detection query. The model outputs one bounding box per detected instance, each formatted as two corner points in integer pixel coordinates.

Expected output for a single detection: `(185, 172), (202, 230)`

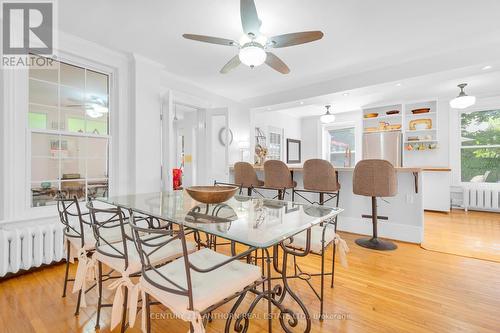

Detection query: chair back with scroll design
(56, 192), (91, 249)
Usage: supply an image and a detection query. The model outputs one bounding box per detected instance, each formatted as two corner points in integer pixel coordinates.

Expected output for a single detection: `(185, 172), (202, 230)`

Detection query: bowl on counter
(411, 108), (431, 114)
(186, 186), (239, 204)
(386, 110), (400, 115)
(364, 113), (379, 118)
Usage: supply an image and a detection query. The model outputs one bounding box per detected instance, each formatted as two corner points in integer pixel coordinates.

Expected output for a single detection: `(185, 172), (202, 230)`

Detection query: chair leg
(145, 293), (151, 333)
(120, 287), (129, 333)
(331, 242), (336, 288)
(62, 240), (70, 298)
(75, 289), (82, 316)
(95, 262), (103, 329)
(320, 242), (325, 321)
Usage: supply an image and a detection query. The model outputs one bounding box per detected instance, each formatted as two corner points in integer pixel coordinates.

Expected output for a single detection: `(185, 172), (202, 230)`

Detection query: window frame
(26, 55), (113, 209)
(458, 108), (500, 184)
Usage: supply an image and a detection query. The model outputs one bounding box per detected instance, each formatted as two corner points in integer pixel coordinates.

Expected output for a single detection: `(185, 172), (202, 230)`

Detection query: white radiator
(0, 221), (65, 277)
(463, 183), (500, 212)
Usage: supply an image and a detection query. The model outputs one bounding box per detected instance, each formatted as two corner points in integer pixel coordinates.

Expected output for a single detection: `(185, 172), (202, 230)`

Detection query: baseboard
(337, 216), (423, 244)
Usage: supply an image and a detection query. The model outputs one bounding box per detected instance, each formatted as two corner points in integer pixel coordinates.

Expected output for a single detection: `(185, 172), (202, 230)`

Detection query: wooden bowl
(364, 113), (379, 118)
(186, 186), (238, 204)
(386, 110), (400, 115)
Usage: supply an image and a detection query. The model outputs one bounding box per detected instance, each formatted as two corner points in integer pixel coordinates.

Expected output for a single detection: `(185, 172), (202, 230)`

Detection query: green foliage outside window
(461, 109), (500, 183)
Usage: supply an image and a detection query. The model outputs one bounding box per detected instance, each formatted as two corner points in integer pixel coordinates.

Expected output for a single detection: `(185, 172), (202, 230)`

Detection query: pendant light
(450, 83), (476, 109)
(320, 105), (335, 123)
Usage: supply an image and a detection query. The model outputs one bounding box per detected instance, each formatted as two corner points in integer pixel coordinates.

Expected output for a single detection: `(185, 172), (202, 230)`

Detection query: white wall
(301, 110), (363, 163)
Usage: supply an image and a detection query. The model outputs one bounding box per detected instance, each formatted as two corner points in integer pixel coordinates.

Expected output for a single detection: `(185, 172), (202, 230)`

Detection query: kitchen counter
(227, 163), (442, 244)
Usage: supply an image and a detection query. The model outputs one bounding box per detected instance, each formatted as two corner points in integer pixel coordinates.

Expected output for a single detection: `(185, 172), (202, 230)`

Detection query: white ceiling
(274, 65), (500, 118)
(59, 0), (500, 102)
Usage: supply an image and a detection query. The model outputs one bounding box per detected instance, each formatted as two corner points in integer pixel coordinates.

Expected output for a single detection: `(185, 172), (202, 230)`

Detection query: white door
(204, 108), (229, 185)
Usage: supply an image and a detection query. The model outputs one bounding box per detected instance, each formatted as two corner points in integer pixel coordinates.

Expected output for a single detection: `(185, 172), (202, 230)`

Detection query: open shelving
(362, 99), (440, 155)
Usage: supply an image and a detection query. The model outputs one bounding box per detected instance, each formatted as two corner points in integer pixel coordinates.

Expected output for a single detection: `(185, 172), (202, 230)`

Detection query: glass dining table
(98, 190), (342, 333)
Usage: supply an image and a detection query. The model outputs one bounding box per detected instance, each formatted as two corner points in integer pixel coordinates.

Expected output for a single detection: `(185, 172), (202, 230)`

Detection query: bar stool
(234, 161), (264, 195)
(263, 160), (297, 200)
(353, 159), (398, 250)
(293, 159), (340, 206)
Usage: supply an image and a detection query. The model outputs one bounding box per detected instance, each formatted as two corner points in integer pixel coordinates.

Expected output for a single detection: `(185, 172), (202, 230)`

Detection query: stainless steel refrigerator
(362, 131), (402, 167)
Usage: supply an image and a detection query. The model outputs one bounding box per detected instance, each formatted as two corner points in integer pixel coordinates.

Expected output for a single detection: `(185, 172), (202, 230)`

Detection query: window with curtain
(460, 109), (500, 183)
(326, 126), (356, 167)
(29, 55), (110, 207)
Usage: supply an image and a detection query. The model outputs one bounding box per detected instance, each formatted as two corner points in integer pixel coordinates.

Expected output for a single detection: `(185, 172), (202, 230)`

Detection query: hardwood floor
(1, 224), (500, 332)
(422, 209), (500, 262)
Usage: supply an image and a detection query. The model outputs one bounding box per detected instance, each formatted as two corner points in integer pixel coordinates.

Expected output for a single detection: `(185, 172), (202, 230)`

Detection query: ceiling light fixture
(238, 42), (267, 67)
(395, 83), (402, 87)
(482, 65), (492, 70)
(450, 83), (476, 109)
(320, 105), (335, 124)
(343, 92), (350, 96)
(300, 101), (304, 105)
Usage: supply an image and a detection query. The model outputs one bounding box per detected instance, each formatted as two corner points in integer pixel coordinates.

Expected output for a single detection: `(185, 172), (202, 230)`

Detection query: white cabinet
(422, 171), (451, 212)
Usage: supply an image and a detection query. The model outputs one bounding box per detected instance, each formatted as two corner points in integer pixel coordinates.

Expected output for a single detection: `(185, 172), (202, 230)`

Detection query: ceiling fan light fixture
(320, 105), (335, 124)
(450, 83), (476, 109)
(239, 44), (266, 67)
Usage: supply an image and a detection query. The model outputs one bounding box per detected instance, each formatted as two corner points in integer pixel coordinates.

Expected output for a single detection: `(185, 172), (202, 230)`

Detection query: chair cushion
(140, 248), (261, 312)
(95, 235), (196, 274)
(287, 225), (335, 254)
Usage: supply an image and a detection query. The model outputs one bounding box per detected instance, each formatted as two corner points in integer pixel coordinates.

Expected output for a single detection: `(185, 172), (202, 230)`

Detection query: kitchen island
(229, 165), (432, 243)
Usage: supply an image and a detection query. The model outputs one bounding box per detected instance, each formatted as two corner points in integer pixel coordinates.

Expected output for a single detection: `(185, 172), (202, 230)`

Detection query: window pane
(60, 62), (85, 89)
(31, 182), (59, 207)
(86, 70), (109, 134)
(61, 179), (86, 201)
(87, 137), (108, 158)
(29, 79), (57, 106)
(87, 158), (108, 179)
(87, 180), (108, 199)
(63, 135), (87, 158)
(31, 157), (59, 182)
(29, 103), (58, 130)
(31, 132), (58, 157)
(461, 147), (500, 183)
(461, 109), (500, 147)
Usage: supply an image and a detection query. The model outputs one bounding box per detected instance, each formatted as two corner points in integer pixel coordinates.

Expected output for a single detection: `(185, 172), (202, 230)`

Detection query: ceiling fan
(182, 0), (324, 74)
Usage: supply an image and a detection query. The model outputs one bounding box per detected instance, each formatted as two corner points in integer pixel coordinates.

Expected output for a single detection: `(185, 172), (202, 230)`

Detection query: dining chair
(233, 161), (264, 195)
(293, 159), (341, 205)
(283, 205), (348, 321)
(128, 212), (263, 333)
(87, 202), (197, 332)
(56, 193), (118, 316)
(263, 160), (297, 200)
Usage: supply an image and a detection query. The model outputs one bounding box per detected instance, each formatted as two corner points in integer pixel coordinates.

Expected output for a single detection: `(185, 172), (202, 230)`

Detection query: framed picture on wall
(286, 139), (301, 164)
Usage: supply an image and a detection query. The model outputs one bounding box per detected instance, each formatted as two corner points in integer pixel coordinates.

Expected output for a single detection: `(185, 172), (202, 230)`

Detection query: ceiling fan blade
(265, 52), (290, 74)
(220, 55), (241, 74)
(240, 0), (261, 36)
(269, 31), (324, 48)
(183, 34), (236, 46)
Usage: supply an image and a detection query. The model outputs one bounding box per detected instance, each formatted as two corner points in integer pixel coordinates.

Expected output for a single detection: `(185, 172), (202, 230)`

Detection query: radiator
(0, 221), (65, 277)
(463, 183), (500, 212)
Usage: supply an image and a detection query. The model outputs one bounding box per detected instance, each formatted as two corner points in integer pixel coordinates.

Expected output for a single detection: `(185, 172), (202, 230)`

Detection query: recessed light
(482, 65), (492, 70)
(299, 101), (304, 105)
(395, 83), (402, 87)
(266, 107), (271, 111)
(342, 92), (350, 96)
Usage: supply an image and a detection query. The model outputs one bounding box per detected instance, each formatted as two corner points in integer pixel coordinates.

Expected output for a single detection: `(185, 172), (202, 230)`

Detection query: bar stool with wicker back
(293, 159), (340, 206)
(233, 161), (264, 195)
(353, 159), (398, 250)
(263, 160), (297, 200)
